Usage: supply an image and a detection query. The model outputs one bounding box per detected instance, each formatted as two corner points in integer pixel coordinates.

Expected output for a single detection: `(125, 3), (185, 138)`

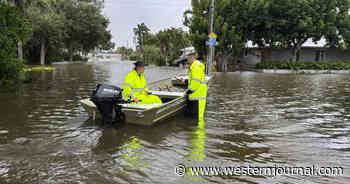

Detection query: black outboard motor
(91, 84), (126, 125)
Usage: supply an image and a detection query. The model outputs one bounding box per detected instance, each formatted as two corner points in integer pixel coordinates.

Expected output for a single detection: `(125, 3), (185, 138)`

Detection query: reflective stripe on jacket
(122, 70), (149, 99)
(188, 60), (207, 101)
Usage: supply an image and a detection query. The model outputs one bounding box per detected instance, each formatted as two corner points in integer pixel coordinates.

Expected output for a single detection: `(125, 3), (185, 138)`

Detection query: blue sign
(206, 38), (218, 46)
(209, 38), (216, 42)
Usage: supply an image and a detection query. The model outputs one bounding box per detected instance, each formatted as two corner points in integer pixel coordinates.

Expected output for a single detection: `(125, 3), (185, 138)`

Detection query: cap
(134, 61), (145, 67)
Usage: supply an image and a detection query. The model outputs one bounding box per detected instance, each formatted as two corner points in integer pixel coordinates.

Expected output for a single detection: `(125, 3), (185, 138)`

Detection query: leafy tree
(185, 0), (350, 64)
(144, 33), (159, 46)
(267, 0), (321, 61)
(184, 0), (211, 58)
(143, 45), (163, 66)
(156, 27), (190, 65)
(128, 25), (190, 65)
(22, 0), (112, 64)
(116, 46), (133, 60)
(313, 0), (350, 48)
(0, 2), (30, 81)
(25, 0), (65, 65)
(61, 0), (113, 61)
(184, 0), (245, 70)
(259, 0), (350, 61)
(6, 0), (31, 60)
(235, 0), (280, 48)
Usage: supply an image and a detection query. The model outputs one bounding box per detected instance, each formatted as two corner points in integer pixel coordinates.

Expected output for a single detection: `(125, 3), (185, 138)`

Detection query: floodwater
(0, 60), (349, 184)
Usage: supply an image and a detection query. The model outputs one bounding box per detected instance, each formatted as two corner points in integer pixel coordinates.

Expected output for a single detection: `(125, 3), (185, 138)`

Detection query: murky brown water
(0, 60), (349, 184)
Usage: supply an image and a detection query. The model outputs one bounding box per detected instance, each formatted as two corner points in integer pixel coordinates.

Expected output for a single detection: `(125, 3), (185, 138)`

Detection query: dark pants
(184, 99), (199, 119)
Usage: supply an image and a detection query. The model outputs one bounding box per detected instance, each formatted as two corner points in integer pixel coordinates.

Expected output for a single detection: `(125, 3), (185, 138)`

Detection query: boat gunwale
(121, 95), (185, 113)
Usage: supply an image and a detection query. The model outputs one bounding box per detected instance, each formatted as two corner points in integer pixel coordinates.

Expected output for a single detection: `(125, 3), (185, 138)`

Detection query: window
(315, 50), (325, 61)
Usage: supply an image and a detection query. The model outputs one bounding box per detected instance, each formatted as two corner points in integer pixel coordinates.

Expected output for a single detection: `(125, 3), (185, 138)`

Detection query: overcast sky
(102, 0), (325, 49)
(102, 0), (191, 49)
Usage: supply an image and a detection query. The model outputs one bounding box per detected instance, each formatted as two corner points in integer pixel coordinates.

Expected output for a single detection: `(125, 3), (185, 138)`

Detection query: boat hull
(80, 91), (186, 126)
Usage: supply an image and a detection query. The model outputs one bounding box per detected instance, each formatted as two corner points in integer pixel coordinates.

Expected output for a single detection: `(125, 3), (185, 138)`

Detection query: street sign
(209, 38), (216, 42)
(206, 38), (218, 46)
(208, 32), (217, 39)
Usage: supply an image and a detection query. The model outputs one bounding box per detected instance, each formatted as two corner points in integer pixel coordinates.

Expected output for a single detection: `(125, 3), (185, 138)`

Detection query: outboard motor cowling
(91, 84), (124, 125)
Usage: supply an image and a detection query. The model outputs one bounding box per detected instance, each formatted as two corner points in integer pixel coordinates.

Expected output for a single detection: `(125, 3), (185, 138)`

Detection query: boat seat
(80, 98), (163, 110)
(121, 104), (162, 110)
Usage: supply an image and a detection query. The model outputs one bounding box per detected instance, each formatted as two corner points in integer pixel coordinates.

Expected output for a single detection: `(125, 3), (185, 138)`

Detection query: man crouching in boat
(122, 61), (162, 104)
(183, 53), (207, 121)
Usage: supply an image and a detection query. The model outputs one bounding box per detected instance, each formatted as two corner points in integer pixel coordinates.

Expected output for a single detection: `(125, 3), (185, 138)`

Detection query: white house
(238, 39), (350, 66)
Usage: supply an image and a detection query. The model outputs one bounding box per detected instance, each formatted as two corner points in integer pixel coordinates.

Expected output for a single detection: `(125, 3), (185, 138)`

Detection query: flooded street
(0, 60), (349, 183)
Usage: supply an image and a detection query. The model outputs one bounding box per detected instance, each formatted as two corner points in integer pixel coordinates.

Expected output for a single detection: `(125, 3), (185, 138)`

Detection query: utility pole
(207, 0), (215, 75)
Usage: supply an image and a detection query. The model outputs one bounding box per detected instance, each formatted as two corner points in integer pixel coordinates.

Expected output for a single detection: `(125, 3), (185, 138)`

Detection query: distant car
(171, 47), (195, 67)
(171, 57), (187, 66)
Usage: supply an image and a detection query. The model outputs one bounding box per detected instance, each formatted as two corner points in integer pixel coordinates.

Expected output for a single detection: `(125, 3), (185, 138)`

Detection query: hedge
(256, 61), (350, 70)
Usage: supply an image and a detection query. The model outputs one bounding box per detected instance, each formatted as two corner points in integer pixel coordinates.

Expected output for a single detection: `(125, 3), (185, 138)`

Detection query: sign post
(206, 0), (215, 75)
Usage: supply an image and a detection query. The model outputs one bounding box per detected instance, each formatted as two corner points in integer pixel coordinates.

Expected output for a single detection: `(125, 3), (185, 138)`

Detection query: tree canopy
(0, 2), (31, 81)
(132, 23), (190, 65)
(157, 27), (190, 65)
(3, 0), (113, 65)
(185, 0), (350, 63)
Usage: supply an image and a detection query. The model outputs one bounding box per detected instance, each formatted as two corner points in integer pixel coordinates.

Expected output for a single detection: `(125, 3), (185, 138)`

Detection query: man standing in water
(122, 61), (162, 104)
(183, 53), (207, 121)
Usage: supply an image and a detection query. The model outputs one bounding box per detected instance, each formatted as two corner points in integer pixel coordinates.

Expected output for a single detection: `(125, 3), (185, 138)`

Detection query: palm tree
(133, 23), (150, 63)
(157, 30), (170, 65)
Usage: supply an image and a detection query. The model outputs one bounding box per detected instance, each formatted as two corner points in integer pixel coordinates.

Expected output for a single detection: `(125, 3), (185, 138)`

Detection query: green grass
(24, 65), (55, 72)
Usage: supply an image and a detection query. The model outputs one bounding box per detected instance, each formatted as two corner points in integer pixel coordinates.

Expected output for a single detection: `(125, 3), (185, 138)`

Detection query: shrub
(128, 53), (142, 61)
(144, 45), (164, 66)
(0, 59), (25, 82)
(256, 61), (350, 70)
(72, 54), (88, 62)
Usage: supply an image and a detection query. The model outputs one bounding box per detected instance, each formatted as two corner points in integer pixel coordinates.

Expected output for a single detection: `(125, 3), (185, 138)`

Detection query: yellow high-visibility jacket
(122, 70), (148, 100)
(122, 70), (162, 104)
(188, 60), (207, 101)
